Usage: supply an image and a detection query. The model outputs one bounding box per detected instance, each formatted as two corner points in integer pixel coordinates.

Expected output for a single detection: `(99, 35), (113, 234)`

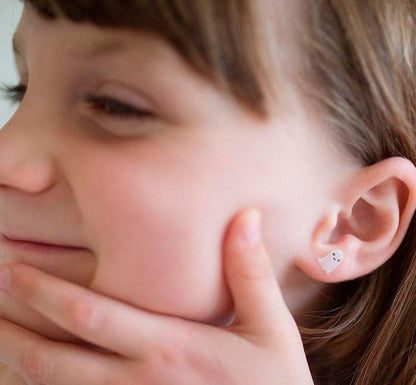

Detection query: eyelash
(0, 83), (155, 121)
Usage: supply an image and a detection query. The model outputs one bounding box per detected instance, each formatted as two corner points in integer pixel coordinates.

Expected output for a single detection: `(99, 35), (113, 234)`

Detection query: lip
(1, 234), (87, 252)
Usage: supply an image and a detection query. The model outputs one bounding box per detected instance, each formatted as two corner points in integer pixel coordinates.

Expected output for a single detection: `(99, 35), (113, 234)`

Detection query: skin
(0, 3), (342, 339)
(1, 3), (416, 384)
(0, 209), (316, 385)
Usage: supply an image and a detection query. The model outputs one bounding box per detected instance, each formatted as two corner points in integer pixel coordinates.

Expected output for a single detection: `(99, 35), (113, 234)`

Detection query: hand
(0, 209), (314, 385)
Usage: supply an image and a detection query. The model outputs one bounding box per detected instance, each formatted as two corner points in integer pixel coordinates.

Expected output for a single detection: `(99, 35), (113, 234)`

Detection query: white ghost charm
(318, 249), (344, 274)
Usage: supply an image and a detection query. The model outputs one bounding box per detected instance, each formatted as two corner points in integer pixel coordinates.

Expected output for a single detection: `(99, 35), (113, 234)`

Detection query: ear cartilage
(318, 249), (344, 274)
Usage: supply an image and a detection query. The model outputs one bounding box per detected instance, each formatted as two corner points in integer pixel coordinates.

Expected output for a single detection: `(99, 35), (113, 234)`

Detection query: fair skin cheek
(0, 6), (354, 350)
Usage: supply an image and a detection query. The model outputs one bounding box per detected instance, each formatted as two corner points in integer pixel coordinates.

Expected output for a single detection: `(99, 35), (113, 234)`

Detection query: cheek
(84, 153), (234, 325)
(91, 236), (233, 324)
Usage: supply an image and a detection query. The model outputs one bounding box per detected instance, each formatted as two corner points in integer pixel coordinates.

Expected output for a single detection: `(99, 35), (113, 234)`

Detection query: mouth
(1, 234), (87, 252)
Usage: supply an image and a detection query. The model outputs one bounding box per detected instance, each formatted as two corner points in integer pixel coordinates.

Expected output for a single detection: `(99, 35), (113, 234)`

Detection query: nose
(0, 111), (57, 193)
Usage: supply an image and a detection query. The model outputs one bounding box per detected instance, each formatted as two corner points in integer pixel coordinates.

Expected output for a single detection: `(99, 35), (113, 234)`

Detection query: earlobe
(297, 157), (416, 283)
(317, 249), (344, 274)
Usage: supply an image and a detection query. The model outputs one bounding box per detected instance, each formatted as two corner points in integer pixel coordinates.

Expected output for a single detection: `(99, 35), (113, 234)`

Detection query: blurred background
(0, 0), (23, 128)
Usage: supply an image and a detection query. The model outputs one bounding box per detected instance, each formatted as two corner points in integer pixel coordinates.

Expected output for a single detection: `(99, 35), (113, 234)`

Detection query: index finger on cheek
(0, 263), (172, 359)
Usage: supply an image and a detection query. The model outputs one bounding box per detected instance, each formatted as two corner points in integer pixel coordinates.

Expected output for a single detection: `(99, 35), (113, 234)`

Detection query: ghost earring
(318, 249), (344, 274)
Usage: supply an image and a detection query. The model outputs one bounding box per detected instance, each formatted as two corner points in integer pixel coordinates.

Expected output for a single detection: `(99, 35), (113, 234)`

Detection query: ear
(295, 157), (416, 283)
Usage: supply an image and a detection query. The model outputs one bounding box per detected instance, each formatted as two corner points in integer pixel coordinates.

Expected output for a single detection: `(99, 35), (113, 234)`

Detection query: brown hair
(22, 0), (416, 383)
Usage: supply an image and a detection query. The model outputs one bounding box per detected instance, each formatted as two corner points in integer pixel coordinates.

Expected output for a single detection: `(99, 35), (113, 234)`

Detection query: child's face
(0, 5), (353, 342)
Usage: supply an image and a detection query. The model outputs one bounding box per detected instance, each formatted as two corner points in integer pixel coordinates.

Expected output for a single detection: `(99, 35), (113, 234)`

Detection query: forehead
(14, 5), (173, 60)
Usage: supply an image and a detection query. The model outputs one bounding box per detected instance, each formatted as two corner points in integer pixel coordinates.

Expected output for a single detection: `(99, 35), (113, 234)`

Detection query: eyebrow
(12, 31), (130, 59)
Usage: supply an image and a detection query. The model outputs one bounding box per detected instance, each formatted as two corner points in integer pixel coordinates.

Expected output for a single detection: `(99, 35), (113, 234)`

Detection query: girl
(0, 0), (415, 384)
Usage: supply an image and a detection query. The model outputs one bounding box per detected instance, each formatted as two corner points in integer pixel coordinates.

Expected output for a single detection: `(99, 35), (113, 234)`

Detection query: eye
(0, 83), (155, 121)
(84, 94), (155, 120)
(0, 83), (26, 104)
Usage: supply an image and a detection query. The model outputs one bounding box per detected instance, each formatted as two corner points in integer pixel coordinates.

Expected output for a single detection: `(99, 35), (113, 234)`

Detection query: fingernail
(242, 210), (261, 245)
(0, 267), (11, 291)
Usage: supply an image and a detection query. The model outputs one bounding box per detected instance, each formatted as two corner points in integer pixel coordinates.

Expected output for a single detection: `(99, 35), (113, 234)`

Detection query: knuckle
(229, 244), (272, 281)
(149, 323), (199, 371)
(149, 335), (186, 370)
(20, 347), (52, 383)
(64, 293), (101, 334)
(155, 342), (181, 367)
(13, 269), (38, 302)
(241, 261), (270, 281)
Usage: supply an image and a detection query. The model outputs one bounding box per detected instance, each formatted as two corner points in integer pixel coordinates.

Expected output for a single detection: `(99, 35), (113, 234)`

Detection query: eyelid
(0, 83), (155, 122)
(94, 82), (155, 111)
(84, 94), (155, 119)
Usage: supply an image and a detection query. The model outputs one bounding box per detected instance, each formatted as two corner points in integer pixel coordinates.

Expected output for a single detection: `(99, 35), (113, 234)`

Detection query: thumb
(224, 208), (293, 334)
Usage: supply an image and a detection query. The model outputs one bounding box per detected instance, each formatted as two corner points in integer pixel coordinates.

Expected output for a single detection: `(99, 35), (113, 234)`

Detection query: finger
(0, 318), (123, 385)
(0, 264), (176, 358)
(224, 208), (294, 334)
